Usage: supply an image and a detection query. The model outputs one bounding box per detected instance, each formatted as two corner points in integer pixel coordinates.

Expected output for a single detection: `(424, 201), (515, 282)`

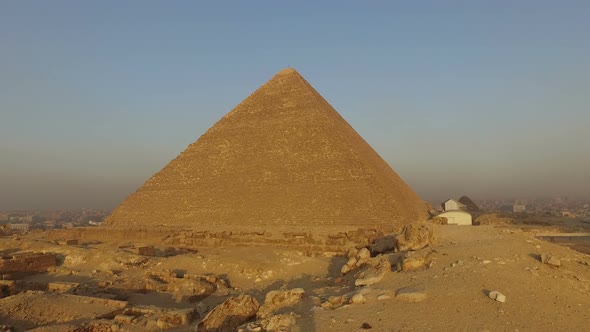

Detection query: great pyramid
(105, 68), (428, 233)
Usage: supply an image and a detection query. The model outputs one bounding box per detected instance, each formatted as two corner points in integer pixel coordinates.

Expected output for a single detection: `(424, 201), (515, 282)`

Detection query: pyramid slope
(458, 195), (480, 212)
(106, 68), (428, 230)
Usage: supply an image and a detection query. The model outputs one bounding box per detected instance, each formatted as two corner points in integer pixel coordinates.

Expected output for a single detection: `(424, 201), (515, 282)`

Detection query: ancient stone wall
(47, 225), (386, 253)
(0, 252), (56, 275)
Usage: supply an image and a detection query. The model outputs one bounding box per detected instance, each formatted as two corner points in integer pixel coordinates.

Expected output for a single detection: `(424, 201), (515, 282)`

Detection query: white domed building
(437, 210), (472, 226)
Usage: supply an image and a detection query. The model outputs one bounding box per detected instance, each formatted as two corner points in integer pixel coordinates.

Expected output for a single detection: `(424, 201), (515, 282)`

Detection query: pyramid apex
(276, 67), (299, 75)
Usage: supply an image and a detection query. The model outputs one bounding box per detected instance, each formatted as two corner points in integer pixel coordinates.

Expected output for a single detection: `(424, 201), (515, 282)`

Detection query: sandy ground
(314, 226), (590, 331)
(1, 225), (589, 331)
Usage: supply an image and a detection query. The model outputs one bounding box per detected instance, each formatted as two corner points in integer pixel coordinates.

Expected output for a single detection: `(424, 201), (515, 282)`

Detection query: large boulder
(257, 288), (305, 318)
(354, 256), (391, 286)
(395, 287), (427, 303)
(264, 314), (298, 331)
(395, 221), (435, 252)
(197, 295), (260, 332)
(156, 308), (196, 329)
(370, 235), (396, 255)
(238, 313), (299, 332)
(172, 279), (216, 303)
(541, 253), (561, 267)
(401, 256), (425, 271)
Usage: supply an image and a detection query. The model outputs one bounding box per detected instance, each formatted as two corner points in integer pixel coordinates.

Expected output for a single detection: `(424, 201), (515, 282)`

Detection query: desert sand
(1, 221), (589, 331)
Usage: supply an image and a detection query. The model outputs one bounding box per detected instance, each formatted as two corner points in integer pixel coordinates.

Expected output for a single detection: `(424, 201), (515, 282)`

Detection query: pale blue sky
(1, 1), (589, 209)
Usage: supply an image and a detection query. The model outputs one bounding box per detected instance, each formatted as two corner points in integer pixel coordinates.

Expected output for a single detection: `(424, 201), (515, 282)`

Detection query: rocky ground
(1, 222), (589, 331)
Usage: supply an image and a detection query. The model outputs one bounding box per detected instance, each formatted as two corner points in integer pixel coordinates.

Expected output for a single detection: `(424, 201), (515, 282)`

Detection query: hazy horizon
(1, 1), (589, 210)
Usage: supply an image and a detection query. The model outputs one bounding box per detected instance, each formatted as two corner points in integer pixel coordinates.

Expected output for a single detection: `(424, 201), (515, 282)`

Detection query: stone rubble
(238, 313), (299, 332)
(257, 288), (305, 318)
(197, 294), (260, 332)
(541, 254), (561, 267)
(395, 221), (435, 252)
(369, 235), (396, 255)
(395, 287), (427, 303)
(354, 257), (392, 286)
(488, 290), (506, 303)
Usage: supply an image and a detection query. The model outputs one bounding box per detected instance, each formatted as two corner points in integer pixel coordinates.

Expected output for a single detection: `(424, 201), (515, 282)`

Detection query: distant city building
(561, 210), (574, 218)
(62, 223), (75, 229)
(513, 203), (526, 213)
(8, 215), (33, 223)
(42, 220), (56, 228)
(8, 223), (29, 233)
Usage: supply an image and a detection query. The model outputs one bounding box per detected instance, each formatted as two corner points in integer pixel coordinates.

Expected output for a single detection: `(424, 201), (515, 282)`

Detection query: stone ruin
(0, 252), (56, 280)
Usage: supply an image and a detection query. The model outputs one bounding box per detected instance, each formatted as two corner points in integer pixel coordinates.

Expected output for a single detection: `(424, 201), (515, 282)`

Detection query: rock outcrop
(395, 221), (435, 252)
(197, 295), (260, 332)
(354, 256), (392, 286)
(541, 253), (561, 267)
(257, 288), (305, 318)
(395, 287), (427, 303)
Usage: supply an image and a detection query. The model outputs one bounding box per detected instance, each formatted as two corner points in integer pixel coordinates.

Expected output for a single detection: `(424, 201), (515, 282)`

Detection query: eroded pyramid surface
(106, 68), (427, 231)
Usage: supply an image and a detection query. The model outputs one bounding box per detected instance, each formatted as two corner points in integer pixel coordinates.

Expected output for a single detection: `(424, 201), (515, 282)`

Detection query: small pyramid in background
(458, 196), (480, 212)
(105, 68), (428, 232)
